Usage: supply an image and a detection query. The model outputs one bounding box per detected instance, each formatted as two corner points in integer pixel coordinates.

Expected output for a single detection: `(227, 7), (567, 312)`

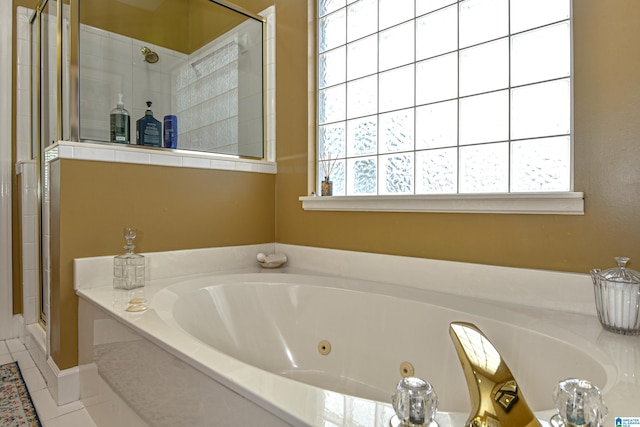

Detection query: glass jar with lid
(590, 257), (640, 335)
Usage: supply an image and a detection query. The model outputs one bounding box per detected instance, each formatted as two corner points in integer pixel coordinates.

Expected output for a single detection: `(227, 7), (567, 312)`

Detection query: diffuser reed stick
(320, 150), (337, 181)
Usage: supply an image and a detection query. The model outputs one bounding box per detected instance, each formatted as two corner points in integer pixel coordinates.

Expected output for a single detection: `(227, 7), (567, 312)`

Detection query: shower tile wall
(79, 18), (263, 157)
(79, 25), (182, 142)
(18, 162), (40, 326)
(175, 42), (240, 153)
(15, 8), (31, 162)
(170, 16), (263, 157)
(16, 8), (42, 329)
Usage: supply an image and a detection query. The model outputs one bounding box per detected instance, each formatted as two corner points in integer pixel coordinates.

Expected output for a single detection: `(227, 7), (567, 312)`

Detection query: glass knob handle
(551, 378), (608, 427)
(391, 377), (438, 426)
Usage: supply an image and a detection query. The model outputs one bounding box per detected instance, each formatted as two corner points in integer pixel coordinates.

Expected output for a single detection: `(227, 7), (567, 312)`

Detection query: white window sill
(299, 192), (584, 215)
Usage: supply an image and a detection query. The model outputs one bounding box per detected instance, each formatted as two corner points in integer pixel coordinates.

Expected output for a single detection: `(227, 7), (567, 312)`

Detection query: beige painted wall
(50, 159), (275, 369)
(14, 0), (640, 369)
(275, 0), (640, 274)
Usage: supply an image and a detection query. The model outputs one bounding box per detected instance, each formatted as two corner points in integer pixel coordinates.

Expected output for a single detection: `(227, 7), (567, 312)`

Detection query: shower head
(141, 46), (159, 64)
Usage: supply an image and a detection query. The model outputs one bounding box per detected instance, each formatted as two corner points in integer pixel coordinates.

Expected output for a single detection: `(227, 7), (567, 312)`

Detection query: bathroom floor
(0, 338), (97, 427)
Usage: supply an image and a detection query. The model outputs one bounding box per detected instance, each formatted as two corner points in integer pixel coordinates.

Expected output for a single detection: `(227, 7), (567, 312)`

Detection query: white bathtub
(157, 273), (612, 411)
(77, 270), (639, 426)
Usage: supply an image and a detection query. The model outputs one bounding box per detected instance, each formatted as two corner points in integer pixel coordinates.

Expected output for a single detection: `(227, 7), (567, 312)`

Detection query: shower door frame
(0, 0), (13, 340)
(30, 0), (65, 327)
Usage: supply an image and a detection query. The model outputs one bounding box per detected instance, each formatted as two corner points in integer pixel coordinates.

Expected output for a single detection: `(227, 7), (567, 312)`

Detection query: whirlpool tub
(77, 272), (623, 427)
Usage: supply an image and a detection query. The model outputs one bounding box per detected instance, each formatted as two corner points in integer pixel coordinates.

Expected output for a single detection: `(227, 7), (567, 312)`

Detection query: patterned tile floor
(0, 339), (97, 427)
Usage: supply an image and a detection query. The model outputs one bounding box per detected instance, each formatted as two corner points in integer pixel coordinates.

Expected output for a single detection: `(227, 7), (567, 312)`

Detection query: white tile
(16, 9), (30, 41)
(235, 162), (257, 172)
(57, 145), (74, 158)
(56, 367), (81, 405)
(12, 350), (36, 370)
(150, 153), (182, 167)
(73, 146), (116, 162)
(81, 23), (110, 38)
(21, 366), (47, 392)
(30, 388), (84, 422)
(84, 391), (146, 427)
(210, 159), (235, 170)
(17, 86), (30, 117)
(22, 162), (38, 187)
(24, 297), (37, 324)
(22, 189), (39, 215)
(79, 31), (104, 59)
(102, 35), (132, 61)
(17, 38), (30, 65)
(114, 149), (151, 164)
(6, 338), (26, 353)
(258, 163), (277, 174)
(0, 354), (13, 365)
(22, 269), (37, 298)
(74, 256), (113, 290)
(16, 119), (31, 161)
(43, 409), (98, 427)
(182, 156), (210, 169)
(22, 242), (36, 270)
(0, 341), (8, 355)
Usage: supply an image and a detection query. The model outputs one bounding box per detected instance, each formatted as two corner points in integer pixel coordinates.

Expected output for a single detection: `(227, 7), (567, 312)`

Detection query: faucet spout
(449, 322), (542, 427)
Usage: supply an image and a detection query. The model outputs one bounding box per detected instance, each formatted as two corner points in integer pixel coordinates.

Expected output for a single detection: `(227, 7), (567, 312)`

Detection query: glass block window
(317, 0), (571, 196)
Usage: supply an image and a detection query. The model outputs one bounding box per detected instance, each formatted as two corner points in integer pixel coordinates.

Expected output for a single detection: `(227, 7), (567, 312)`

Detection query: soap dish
(257, 252), (287, 269)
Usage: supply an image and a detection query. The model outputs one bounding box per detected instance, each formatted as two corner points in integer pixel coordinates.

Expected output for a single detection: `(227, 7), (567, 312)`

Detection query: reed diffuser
(320, 151), (337, 196)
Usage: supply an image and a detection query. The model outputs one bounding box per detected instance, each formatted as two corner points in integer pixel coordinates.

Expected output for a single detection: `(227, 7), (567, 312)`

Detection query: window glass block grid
(318, 0), (571, 195)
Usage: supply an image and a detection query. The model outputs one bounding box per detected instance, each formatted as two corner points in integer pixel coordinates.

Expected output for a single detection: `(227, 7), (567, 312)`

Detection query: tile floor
(0, 338), (97, 427)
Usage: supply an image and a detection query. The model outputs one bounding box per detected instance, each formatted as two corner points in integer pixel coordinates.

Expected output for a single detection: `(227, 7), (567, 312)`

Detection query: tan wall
(16, 0), (640, 369)
(274, 0), (640, 274)
(13, 0), (272, 55)
(50, 159), (275, 369)
(79, 0), (272, 54)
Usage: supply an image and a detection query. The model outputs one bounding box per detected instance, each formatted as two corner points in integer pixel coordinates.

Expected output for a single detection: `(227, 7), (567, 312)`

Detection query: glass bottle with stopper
(113, 227), (145, 290)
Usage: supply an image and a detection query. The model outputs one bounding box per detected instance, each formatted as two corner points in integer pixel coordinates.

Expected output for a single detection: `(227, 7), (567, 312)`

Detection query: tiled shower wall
(79, 11), (264, 157)
(16, 8), (42, 331)
(16, 8), (50, 336)
(78, 25), (183, 142)
(17, 162), (41, 326)
(16, 7), (33, 162)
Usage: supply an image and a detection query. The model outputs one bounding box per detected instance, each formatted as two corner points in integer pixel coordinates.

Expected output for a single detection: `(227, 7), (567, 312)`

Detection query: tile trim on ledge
(46, 141), (277, 174)
(299, 192), (584, 215)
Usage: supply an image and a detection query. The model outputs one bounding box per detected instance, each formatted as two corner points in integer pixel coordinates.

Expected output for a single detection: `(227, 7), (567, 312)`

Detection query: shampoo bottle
(110, 93), (130, 144)
(136, 101), (162, 147)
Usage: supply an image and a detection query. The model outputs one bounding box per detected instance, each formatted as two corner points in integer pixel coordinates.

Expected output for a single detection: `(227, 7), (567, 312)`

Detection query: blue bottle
(163, 115), (177, 148)
(136, 101), (161, 147)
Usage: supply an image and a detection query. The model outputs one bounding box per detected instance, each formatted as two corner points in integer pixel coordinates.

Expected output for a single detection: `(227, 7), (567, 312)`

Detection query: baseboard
(12, 314), (24, 341)
(25, 323), (80, 406)
(46, 357), (80, 405)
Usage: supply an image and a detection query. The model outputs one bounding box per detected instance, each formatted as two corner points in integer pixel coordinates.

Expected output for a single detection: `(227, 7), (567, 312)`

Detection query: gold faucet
(449, 322), (542, 427)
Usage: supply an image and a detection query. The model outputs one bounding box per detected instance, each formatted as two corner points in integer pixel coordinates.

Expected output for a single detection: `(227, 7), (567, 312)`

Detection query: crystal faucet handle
(550, 378), (608, 427)
(391, 377), (438, 427)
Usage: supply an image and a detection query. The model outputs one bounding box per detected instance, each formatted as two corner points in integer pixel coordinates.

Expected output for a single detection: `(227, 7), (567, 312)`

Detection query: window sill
(299, 192), (584, 215)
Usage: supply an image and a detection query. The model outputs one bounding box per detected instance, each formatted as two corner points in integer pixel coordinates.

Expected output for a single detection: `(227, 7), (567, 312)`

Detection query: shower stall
(33, 0), (266, 157)
(27, 0), (267, 328)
